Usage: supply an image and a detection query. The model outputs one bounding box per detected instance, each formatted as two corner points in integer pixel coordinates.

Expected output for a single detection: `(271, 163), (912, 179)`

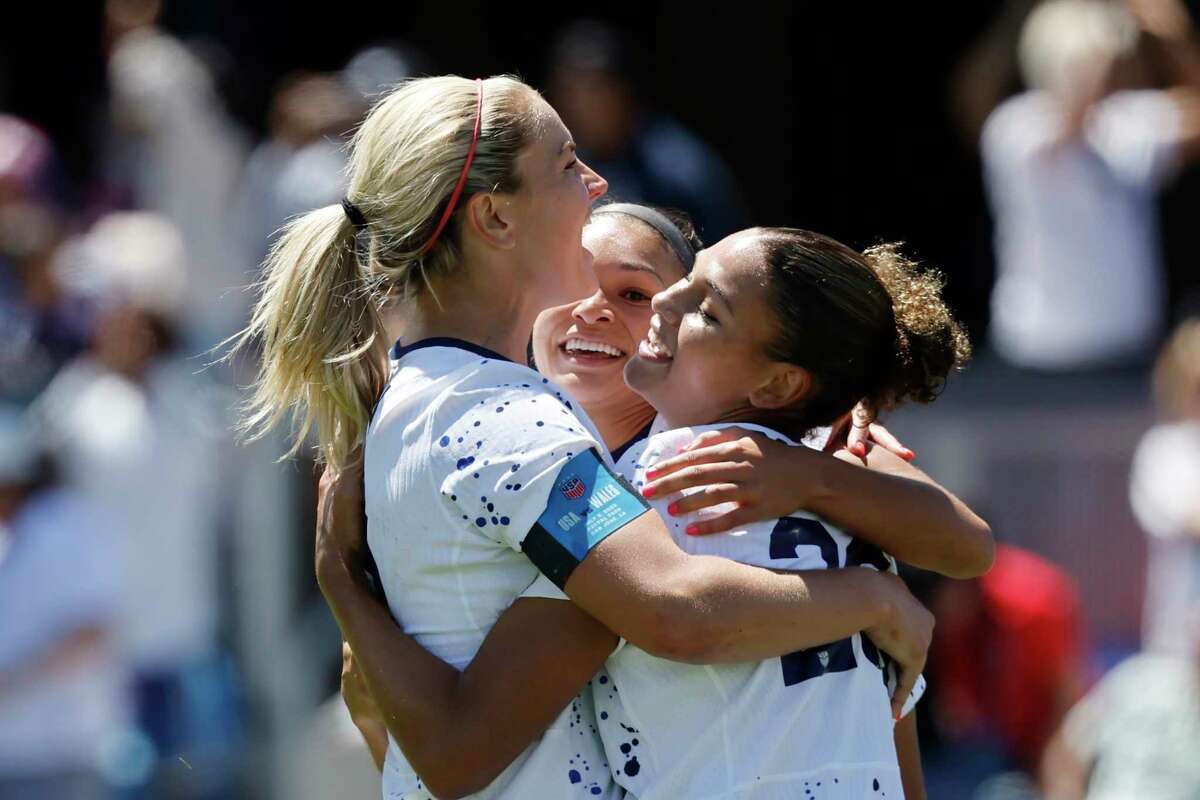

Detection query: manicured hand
(642, 428), (827, 535)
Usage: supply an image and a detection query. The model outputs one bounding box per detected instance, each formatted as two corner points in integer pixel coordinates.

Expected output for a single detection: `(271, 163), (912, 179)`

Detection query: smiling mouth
(637, 323), (673, 361)
(560, 337), (627, 362)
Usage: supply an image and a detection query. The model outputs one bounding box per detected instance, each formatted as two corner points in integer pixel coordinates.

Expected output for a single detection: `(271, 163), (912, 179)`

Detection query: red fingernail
(642, 487), (656, 498)
(677, 446), (688, 454)
(686, 525), (700, 536)
(645, 469), (658, 479)
(668, 503), (679, 515)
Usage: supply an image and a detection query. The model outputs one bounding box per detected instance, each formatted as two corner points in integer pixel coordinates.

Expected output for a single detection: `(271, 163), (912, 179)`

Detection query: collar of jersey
(390, 337), (513, 364)
(611, 419), (656, 464)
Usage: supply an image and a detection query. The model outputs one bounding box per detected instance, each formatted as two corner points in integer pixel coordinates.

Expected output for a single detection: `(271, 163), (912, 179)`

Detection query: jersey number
(769, 517), (890, 687)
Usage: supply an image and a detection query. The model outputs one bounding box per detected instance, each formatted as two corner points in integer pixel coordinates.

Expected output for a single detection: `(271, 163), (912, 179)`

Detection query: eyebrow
(617, 261), (667, 286)
(560, 140), (577, 154)
(705, 276), (735, 314)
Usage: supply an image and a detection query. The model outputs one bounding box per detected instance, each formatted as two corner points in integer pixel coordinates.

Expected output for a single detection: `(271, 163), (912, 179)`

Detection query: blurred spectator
(547, 20), (748, 241)
(980, 0), (1200, 371)
(927, 544), (1088, 794)
(236, 44), (420, 281)
(0, 404), (128, 800)
(1131, 318), (1200, 655)
(282, 697), (380, 800)
(32, 212), (237, 797)
(1041, 606), (1200, 799)
(341, 43), (424, 103)
(0, 201), (90, 402)
(0, 115), (66, 207)
(102, 0), (249, 350)
(235, 71), (360, 270)
(0, 116), (88, 401)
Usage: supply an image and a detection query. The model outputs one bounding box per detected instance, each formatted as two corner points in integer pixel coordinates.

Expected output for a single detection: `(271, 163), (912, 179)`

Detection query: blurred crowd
(0, 0), (1198, 798)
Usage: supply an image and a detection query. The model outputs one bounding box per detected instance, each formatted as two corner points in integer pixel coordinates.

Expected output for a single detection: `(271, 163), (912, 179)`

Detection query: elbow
(405, 732), (503, 798)
(633, 573), (725, 664)
(941, 520), (995, 580)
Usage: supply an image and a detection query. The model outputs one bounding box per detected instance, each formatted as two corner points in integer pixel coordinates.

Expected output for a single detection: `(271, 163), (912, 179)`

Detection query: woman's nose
(581, 159), (608, 202)
(572, 289), (614, 326)
(651, 279), (686, 323)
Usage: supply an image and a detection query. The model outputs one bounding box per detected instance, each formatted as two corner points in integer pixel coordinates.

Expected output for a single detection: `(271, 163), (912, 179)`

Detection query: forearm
(320, 561), (612, 797)
(351, 714), (389, 772)
(894, 712), (926, 800)
(569, 537), (897, 663)
(804, 449), (993, 578)
(319, 564), (473, 782)
(681, 562), (899, 663)
(1150, 22), (1200, 89)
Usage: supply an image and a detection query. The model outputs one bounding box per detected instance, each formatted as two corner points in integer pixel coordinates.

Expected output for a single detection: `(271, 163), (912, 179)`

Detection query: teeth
(645, 324), (672, 358)
(564, 338), (624, 357)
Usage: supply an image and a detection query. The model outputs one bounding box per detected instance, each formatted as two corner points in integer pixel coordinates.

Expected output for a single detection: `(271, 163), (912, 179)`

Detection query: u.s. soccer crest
(559, 475), (586, 500)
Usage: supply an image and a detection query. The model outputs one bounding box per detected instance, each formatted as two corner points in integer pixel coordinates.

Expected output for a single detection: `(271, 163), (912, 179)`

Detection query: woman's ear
(748, 363), (811, 411)
(465, 193), (516, 250)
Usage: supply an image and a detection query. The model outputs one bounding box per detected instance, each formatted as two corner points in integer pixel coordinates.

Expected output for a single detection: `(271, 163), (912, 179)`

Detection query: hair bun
(862, 243), (971, 408)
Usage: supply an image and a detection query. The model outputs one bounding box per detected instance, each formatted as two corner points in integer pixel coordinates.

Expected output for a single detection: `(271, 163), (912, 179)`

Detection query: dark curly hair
(752, 228), (970, 439)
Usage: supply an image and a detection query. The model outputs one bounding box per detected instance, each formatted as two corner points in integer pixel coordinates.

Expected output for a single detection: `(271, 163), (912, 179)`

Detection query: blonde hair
(1153, 318), (1200, 419)
(230, 75), (543, 468)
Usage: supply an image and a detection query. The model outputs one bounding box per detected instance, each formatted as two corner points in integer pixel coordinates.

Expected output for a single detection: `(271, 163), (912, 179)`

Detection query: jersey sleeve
(519, 572), (569, 602)
(434, 383), (651, 588)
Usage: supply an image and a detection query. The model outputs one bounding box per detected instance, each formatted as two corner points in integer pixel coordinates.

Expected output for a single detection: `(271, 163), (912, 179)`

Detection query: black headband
(592, 203), (695, 271)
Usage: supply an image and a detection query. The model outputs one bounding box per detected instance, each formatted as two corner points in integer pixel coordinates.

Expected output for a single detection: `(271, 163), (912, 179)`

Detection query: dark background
(5, 1), (1198, 341)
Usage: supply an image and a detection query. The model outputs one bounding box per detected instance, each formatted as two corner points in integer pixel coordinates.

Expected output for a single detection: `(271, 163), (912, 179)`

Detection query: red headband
(420, 78), (484, 255)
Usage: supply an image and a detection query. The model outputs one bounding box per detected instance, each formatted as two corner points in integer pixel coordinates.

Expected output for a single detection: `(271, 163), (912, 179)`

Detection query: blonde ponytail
(228, 75), (541, 468)
(235, 205), (389, 469)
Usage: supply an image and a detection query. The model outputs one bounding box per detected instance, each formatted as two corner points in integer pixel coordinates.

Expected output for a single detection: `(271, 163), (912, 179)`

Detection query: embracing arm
(322, 563), (614, 798)
(641, 430), (993, 578)
(317, 455), (931, 794)
(316, 466), (616, 798)
(564, 513), (925, 675)
(821, 444), (994, 578)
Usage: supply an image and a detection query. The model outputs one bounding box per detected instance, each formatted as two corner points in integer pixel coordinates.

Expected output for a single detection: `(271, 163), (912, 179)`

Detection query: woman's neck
(587, 397), (657, 453)
(655, 402), (809, 442)
(393, 258), (535, 363)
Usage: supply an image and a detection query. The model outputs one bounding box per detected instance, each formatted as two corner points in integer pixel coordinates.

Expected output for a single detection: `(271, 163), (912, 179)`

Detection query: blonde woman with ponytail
(238, 76), (942, 799)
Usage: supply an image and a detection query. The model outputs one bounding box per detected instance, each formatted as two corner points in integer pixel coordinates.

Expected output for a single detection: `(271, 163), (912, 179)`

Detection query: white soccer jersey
(595, 422), (917, 800)
(365, 338), (631, 800)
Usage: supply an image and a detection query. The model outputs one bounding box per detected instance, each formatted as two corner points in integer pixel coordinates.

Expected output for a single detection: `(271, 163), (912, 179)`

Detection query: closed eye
(565, 159), (578, 171)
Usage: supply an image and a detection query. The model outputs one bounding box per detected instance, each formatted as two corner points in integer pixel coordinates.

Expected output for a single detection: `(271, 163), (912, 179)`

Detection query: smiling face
(624, 229), (809, 429)
(531, 212), (689, 416)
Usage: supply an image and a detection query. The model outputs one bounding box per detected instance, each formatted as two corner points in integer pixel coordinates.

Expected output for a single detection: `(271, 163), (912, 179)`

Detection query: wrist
(316, 549), (373, 608)
(861, 570), (900, 630)
(797, 449), (845, 515)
